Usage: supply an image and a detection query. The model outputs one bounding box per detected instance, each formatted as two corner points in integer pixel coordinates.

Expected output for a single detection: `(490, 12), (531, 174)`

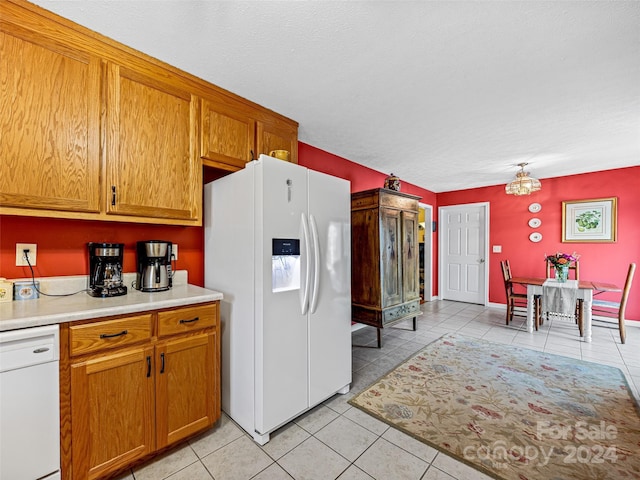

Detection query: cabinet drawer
(69, 314), (153, 357)
(157, 303), (217, 337)
(382, 300), (421, 325)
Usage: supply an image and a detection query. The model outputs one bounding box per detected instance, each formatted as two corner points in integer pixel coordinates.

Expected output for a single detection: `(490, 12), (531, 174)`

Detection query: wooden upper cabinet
(200, 95), (299, 171)
(256, 118), (299, 164)
(200, 97), (255, 171)
(0, 28), (101, 213)
(106, 64), (201, 222)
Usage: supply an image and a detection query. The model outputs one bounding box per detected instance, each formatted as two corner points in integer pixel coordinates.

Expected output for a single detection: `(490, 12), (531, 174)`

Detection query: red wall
(0, 216), (204, 285)
(438, 165), (640, 321)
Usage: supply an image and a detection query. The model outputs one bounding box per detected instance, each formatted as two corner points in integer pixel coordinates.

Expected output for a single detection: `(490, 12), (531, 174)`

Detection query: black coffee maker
(136, 240), (173, 292)
(88, 242), (127, 297)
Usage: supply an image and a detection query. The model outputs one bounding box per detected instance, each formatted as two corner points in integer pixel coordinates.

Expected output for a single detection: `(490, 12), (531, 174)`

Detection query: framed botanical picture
(562, 197), (617, 242)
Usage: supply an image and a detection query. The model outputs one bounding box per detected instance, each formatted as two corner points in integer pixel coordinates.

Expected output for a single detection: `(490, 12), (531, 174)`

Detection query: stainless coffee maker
(136, 240), (173, 292)
(88, 242), (127, 297)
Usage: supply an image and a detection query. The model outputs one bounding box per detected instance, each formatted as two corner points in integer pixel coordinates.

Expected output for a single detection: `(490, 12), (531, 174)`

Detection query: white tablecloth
(542, 279), (578, 318)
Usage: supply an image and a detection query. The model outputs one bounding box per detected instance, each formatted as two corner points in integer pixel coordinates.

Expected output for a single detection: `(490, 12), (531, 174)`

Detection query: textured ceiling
(31, 0), (640, 192)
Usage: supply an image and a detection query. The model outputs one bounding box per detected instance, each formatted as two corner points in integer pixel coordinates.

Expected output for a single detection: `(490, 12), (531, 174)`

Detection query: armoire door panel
(402, 210), (420, 301)
(380, 207), (403, 307)
(351, 209), (381, 306)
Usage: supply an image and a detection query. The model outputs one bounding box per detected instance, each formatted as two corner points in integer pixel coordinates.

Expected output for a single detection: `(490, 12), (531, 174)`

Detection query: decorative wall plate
(528, 203), (542, 213)
(528, 217), (542, 228)
(529, 232), (542, 242)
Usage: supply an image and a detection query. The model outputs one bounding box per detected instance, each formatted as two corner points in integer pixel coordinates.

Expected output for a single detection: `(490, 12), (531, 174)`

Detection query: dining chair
(590, 263), (636, 344)
(501, 260), (540, 329)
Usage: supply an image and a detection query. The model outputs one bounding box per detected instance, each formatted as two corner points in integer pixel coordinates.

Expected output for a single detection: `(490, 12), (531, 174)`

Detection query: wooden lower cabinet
(155, 332), (217, 449)
(71, 346), (155, 480)
(61, 302), (220, 480)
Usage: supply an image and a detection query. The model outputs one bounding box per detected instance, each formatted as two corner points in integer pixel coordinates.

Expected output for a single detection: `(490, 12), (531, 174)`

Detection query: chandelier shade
(505, 163), (541, 195)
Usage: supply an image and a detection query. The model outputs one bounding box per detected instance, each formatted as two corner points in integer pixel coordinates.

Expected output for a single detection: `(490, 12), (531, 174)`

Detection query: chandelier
(505, 163), (541, 196)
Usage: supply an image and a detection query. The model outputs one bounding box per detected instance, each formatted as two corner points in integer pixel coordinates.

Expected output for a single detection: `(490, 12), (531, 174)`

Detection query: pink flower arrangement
(545, 252), (580, 268)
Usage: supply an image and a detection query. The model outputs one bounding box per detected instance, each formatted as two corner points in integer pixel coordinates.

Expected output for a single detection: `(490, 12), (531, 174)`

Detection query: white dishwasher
(0, 324), (60, 480)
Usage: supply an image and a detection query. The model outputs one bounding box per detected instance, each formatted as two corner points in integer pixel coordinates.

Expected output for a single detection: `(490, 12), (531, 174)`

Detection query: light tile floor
(114, 300), (640, 480)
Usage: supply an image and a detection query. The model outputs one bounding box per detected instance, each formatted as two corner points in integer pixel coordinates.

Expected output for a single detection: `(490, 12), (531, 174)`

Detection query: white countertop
(0, 272), (223, 331)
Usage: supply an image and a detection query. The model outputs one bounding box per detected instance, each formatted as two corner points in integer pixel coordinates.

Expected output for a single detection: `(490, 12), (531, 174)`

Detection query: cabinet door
(0, 29), (100, 213)
(380, 207), (403, 307)
(201, 98), (255, 170)
(106, 63), (200, 223)
(351, 208), (381, 308)
(71, 345), (155, 480)
(256, 118), (298, 163)
(155, 331), (219, 449)
(402, 210), (420, 302)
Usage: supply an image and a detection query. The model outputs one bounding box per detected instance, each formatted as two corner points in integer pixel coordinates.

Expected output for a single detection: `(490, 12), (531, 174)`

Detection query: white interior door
(439, 203), (488, 304)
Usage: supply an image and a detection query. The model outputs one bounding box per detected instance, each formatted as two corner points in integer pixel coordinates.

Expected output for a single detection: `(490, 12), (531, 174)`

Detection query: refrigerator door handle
(300, 212), (311, 315)
(309, 214), (320, 314)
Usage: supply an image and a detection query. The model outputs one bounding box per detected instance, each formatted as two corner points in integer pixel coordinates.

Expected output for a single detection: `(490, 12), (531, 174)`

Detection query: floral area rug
(349, 334), (640, 480)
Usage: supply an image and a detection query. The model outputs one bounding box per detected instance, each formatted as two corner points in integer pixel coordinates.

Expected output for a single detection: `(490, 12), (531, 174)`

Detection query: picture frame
(562, 197), (617, 243)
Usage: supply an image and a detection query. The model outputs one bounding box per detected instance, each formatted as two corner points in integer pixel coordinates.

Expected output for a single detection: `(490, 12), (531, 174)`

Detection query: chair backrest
(504, 259), (513, 279)
(500, 260), (513, 297)
(619, 263), (636, 319)
(546, 259), (580, 279)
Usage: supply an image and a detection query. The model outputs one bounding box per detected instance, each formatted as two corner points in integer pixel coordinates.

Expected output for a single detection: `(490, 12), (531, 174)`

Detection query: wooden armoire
(351, 188), (421, 347)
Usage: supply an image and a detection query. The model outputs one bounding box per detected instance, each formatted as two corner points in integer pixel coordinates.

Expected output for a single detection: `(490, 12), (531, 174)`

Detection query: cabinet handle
(111, 185), (116, 206)
(99, 330), (128, 339)
(160, 353), (165, 374)
(179, 317), (199, 324)
(146, 356), (151, 378)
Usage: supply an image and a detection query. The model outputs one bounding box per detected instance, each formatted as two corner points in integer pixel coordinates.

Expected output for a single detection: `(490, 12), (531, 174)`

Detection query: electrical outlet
(16, 243), (37, 266)
(172, 244), (178, 261)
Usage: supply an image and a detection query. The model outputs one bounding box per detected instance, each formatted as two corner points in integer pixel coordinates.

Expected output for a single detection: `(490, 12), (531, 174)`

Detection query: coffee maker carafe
(136, 240), (173, 292)
(88, 243), (127, 297)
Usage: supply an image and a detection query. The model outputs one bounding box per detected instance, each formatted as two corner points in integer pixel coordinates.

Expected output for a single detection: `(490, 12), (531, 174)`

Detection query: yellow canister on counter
(0, 278), (13, 302)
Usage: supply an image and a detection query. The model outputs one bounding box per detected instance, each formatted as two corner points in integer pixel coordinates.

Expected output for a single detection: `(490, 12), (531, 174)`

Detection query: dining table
(508, 276), (621, 343)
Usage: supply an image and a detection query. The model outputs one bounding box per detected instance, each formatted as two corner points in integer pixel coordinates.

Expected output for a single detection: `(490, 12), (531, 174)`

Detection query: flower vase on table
(545, 252), (580, 282)
(555, 265), (569, 283)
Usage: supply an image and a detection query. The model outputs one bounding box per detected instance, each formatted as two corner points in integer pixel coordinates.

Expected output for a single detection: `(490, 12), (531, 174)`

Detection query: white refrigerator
(204, 154), (351, 444)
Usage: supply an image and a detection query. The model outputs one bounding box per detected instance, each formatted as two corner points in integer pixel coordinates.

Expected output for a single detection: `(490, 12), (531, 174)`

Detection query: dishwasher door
(0, 324), (60, 480)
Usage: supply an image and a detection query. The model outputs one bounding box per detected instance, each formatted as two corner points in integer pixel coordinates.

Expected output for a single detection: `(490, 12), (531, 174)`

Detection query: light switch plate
(172, 244), (178, 260)
(492, 245), (502, 253)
